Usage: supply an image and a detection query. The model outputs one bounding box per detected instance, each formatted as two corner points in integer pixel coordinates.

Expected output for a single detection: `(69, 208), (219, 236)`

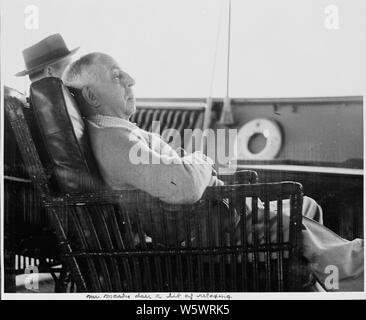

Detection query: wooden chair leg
(54, 264), (71, 293)
(4, 250), (16, 292)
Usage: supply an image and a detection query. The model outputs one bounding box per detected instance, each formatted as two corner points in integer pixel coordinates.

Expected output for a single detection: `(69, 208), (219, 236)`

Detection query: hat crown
(22, 34), (71, 71)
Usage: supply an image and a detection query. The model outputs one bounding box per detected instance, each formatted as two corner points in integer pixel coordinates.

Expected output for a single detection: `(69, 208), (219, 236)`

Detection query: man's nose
(124, 72), (135, 87)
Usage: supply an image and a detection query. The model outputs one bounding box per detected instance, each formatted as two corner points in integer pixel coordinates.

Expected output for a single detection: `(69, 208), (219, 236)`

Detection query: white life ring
(234, 118), (282, 160)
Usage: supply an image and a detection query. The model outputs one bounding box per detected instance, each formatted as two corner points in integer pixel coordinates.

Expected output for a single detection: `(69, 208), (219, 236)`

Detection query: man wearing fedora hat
(16, 33), (79, 82)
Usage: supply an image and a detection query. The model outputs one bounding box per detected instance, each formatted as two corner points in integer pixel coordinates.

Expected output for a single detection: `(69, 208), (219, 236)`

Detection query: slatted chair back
(5, 78), (305, 292)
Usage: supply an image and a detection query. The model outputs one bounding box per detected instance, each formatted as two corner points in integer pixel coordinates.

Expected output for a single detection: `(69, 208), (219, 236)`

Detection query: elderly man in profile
(63, 52), (363, 292)
(62, 52), (221, 204)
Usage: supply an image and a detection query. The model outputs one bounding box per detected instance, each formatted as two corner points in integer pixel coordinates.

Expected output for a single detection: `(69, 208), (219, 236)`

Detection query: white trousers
(242, 196), (364, 291)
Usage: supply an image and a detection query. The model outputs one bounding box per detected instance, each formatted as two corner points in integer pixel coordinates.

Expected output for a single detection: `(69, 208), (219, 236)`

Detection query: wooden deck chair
(3, 85), (256, 291)
(4, 86), (63, 290)
(4, 77), (308, 292)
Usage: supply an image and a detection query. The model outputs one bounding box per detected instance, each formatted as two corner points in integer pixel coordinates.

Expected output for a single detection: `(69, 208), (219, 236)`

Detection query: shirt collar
(88, 115), (137, 130)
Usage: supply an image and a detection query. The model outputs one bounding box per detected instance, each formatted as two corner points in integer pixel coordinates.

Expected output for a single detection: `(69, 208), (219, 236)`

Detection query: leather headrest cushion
(30, 77), (104, 193)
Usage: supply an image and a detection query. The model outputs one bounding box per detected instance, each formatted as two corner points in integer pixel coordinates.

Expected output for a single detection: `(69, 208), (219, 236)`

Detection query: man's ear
(45, 65), (53, 77)
(81, 86), (100, 108)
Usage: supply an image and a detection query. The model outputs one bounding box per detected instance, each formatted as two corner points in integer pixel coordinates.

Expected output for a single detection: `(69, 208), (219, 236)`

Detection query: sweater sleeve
(95, 126), (215, 204)
(149, 132), (180, 158)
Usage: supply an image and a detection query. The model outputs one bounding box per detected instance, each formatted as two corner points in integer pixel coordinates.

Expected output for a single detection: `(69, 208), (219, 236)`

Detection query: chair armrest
(44, 188), (201, 209)
(44, 181), (302, 208)
(203, 181), (303, 202)
(44, 188), (147, 206)
(217, 169), (258, 185)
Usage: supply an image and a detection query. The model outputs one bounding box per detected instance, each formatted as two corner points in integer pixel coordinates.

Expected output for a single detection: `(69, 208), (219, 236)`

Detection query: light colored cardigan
(86, 115), (221, 204)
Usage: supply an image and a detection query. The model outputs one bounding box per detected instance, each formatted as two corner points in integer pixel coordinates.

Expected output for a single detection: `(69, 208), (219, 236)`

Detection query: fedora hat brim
(15, 46), (80, 77)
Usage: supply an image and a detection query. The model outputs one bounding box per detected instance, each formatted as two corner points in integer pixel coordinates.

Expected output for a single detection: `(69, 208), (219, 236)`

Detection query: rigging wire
(218, 0), (235, 125)
(202, 1), (226, 154)
(225, 0), (231, 99)
(208, 0), (225, 98)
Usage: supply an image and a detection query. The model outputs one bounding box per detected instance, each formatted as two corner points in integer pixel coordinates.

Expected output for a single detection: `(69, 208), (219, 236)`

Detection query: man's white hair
(62, 52), (107, 88)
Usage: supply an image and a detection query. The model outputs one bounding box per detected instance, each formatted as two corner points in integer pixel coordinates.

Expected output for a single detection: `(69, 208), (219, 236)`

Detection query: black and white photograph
(0, 0), (365, 301)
